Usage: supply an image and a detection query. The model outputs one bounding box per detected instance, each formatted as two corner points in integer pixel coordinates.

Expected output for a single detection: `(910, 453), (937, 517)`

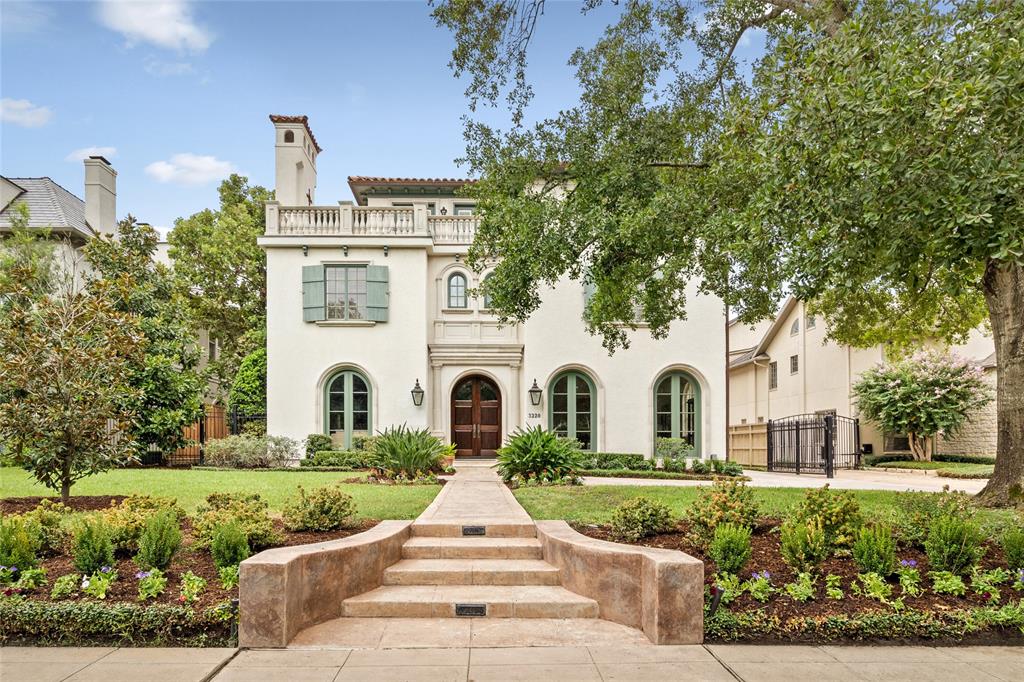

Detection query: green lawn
(512, 484), (1015, 528)
(0, 467), (440, 518)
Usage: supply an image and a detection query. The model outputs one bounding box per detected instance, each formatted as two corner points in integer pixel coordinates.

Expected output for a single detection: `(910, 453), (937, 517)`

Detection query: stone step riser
(383, 570), (560, 586)
(402, 545), (543, 560)
(410, 523), (537, 539)
(341, 600), (599, 619)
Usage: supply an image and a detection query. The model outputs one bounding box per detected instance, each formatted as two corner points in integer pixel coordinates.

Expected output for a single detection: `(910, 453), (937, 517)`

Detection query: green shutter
(302, 264), (326, 322)
(366, 265), (389, 322)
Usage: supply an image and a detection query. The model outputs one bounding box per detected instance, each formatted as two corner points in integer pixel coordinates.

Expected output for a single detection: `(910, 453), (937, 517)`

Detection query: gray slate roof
(0, 177), (94, 242)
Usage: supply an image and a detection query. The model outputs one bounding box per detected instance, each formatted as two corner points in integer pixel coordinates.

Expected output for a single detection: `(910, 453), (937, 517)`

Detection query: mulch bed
(574, 518), (1019, 622)
(5, 498), (379, 611)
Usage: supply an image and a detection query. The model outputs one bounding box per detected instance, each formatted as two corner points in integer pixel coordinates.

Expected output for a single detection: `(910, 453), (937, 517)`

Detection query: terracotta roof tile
(347, 176), (477, 185)
(269, 114), (322, 153)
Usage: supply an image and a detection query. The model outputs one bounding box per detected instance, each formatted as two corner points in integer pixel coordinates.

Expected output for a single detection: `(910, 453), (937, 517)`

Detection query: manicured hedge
(705, 602), (1024, 643)
(862, 453), (913, 467)
(0, 599), (234, 646)
(579, 452), (652, 470)
(934, 453), (997, 465)
(191, 465), (358, 473)
(863, 452), (995, 468)
(578, 468), (750, 481)
(301, 450), (372, 469)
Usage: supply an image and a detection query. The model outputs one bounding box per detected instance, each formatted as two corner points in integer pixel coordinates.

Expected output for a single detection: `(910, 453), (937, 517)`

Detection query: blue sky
(1, 1), (762, 233)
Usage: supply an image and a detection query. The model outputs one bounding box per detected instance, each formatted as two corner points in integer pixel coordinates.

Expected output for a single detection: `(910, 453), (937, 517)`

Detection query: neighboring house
(729, 298), (997, 456)
(260, 115), (727, 458)
(1, 156), (119, 269)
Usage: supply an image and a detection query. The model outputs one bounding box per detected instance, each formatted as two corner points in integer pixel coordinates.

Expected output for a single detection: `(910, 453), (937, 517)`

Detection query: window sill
(314, 320), (377, 327)
(442, 308), (473, 314)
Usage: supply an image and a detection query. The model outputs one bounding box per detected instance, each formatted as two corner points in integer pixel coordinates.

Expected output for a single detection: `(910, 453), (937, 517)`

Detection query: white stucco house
(260, 115), (727, 458)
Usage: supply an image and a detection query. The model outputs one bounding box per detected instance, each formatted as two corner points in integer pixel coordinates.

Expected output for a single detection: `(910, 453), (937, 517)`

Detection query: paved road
(583, 468), (987, 493)
(3, 644), (1022, 681)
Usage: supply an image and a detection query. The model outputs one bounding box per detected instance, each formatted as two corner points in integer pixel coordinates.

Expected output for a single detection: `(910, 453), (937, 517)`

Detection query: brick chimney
(84, 156), (117, 235)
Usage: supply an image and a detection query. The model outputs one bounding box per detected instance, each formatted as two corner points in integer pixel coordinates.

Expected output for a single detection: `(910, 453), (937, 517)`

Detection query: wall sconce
(411, 379), (425, 406)
(528, 379), (542, 406)
(342, 245), (349, 257)
(302, 245), (308, 257)
(383, 245), (389, 257)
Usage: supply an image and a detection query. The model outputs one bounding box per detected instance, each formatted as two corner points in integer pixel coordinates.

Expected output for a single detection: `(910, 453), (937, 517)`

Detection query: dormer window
(284, 130), (295, 143)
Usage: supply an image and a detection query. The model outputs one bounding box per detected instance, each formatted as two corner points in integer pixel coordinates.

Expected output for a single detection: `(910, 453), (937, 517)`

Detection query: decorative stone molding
(535, 520), (704, 644)
(238, 520), (412, 647)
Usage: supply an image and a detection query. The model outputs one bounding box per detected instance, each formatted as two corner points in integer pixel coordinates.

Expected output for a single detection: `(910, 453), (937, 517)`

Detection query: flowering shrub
(609, 497), (675, 542)
(744, 571), (774, 602)
(852, 351), (992, 461)
(897, 559), (923, 597)
(793, 485), (862, 549)
(136, 569), (167, 601)
(0, 565), (19, 585)
(282, 485), (356, 532)
(81, 567), (117, 599)
(179, 571), (206, 604)
(685, 479), (759, 546)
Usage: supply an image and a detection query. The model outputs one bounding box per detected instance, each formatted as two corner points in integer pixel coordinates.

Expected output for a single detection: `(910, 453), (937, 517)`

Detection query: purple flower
(100, 566), (113, 574)
(135, 571), (151, 579)
(900, 559), (917, 568)
(9, 566), (17, 573)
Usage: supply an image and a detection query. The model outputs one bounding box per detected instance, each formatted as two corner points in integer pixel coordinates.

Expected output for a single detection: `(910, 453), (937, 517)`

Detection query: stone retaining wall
(535, 520), (704, 644)
(238, 520), (412, 647)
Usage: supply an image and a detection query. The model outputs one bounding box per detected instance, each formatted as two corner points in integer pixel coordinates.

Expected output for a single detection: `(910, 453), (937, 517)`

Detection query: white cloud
(145, 153), (235, 185)
(143, 56), (194, 76)
(0, 98), (53, 127)
(1, 2), (55, 33)
(97, 0), (213, 52)
(65, 146), (119, 162)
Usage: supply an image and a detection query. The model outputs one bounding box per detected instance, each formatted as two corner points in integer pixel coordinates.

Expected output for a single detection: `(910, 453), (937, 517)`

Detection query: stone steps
(402, 536), (544, 560)
(383, 559), (561, 586)
(410, 521), (537, 538)
(341, 585), (599, 619)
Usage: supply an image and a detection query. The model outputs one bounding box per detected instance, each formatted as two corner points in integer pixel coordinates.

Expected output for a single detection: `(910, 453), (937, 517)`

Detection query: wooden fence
(728, 423), (768, 467)
(165, 404), (229, 466)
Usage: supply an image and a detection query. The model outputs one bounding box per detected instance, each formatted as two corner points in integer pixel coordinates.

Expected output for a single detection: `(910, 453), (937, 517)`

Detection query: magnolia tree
(0, 218), (144, 501)
(852, 352), (993, 461)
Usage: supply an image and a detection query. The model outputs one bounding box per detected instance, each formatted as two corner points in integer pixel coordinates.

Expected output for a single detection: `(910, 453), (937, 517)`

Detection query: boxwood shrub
(301, 450), (371, 469)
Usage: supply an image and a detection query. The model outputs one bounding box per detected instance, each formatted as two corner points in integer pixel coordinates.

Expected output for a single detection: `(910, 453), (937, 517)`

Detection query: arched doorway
(451, 375), (501, 457)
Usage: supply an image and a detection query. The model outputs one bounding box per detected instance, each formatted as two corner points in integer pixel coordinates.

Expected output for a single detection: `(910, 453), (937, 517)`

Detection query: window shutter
(366, 265), (389, 322)
(302, 264), (326, 322)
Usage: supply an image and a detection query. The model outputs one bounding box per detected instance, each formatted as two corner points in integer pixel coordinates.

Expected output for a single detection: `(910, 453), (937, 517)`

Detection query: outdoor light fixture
(343, 245), (349, 257)
(411, 379), (425, 406)
(383, 245), (389, 257)
(528, 379), (542, 406)
(302, 245), (309, 257)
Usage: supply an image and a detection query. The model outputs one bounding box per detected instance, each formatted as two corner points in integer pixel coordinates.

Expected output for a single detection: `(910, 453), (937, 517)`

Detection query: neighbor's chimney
(84, 156), (117, 236)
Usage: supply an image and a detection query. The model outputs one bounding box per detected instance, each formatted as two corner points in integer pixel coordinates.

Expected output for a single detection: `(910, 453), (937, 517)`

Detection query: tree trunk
(60, 453), (72, 504)
(977, 260), (1024, 507)
(908, 432), (932, 461)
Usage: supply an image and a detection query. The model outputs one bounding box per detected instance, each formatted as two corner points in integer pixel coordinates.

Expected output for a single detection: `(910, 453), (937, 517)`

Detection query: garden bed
(573, 517), (1024, 643)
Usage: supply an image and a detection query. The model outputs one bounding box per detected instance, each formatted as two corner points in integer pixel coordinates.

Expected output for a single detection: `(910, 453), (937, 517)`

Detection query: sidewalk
(3, 643), (1022, 681)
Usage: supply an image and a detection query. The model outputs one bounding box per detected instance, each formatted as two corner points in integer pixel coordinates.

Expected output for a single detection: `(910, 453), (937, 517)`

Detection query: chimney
(84, 156), (117, 236)
(270, 115), (320, 206)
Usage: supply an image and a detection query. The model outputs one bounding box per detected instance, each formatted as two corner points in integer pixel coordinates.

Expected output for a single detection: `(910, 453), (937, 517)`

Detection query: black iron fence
(766, 413), (861, 478)
(164, 406), (266, 466)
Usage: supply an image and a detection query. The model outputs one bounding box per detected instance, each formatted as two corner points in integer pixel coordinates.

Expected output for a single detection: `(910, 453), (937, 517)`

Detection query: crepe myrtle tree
(852, 351), (993, 461)
(0, 224), (145, 502)
(433, 0), (1024, 505)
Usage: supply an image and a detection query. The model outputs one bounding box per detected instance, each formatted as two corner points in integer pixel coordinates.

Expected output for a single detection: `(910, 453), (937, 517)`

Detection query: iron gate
(766, 413), (861, 477)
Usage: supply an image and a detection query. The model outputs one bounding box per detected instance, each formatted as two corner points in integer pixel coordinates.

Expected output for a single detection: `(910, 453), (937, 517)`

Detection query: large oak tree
(433, 0), (1023, 505)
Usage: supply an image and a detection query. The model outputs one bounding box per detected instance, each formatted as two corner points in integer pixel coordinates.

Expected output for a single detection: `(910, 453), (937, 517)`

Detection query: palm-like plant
(496, 426), (583, 482)
(370, 425), (453, 478)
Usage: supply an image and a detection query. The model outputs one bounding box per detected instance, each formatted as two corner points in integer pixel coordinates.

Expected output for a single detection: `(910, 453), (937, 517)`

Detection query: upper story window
(284, 130), (294, 143)
(790, 318), (800, 336)
(447, 272), (468, 308)
(790, 354), (799, 374)
(482, 272), (494, 309)
(806, 316), (816, 329)
(453, 204), (476, 216)
(207, 338), (218, 362)
(327, 265), (367, 320)
(769, 361), (778, 390)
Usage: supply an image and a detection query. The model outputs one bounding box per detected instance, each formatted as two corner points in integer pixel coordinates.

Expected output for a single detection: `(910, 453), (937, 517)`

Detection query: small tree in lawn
(852, 351), (992, 461)
(0, 225), (145, 502)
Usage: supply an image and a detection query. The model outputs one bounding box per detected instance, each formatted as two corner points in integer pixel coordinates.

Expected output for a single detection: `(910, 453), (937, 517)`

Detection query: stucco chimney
(84, 156), (117, 235)
(270, 115), (320, 206)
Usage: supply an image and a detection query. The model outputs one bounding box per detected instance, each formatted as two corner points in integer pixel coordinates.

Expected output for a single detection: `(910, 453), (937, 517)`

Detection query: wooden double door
(451, 375), (501, 457)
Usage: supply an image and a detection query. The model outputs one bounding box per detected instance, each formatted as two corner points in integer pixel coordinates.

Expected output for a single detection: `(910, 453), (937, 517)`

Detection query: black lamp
(528, 379), (542, 406)
(411, 379), (425, 406)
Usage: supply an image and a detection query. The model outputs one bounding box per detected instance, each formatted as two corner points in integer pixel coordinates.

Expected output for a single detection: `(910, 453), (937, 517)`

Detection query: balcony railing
(267, 202), (479, 244)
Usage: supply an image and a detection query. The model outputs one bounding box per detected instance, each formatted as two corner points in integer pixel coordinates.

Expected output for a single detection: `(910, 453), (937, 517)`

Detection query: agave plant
(370, 425), (453, 478)
(496, 426), (583, 482)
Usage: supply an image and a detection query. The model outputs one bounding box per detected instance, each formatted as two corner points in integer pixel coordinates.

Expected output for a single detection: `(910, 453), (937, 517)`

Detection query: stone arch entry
(451, 375), (502, 457)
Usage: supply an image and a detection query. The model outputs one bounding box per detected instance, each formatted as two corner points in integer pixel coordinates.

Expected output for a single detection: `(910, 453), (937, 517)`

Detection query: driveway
(582, 468), (987, 493)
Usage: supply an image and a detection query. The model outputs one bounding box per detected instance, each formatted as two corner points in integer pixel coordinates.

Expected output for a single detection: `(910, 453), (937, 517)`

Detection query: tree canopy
(434, 0), (1023, 504)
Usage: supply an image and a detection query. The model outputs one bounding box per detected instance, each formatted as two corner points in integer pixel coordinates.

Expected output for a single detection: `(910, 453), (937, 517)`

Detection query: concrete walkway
(4, 644), (1022, 681)
(584, 468), (987, 493)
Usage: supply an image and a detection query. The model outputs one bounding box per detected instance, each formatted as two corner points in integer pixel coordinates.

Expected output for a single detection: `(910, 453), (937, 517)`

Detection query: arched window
(284, 130), (294, 143)
(324, 369), (371, 450)
(654, 372), (701, 455)
(447, 272), (467, 308)
(790, 318), (800, 336)
(482, 272), (494, 309)
(549, 371), (597, 451)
